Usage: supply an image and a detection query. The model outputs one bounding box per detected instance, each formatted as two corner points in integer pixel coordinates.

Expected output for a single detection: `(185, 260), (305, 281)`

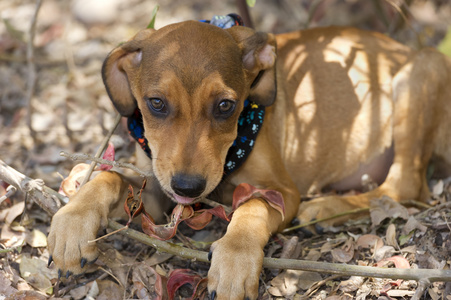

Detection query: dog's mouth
(171, 193), (199, 205)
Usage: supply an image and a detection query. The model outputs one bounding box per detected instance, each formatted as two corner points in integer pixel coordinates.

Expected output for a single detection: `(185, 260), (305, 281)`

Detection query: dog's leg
(298, 48), (451, 227)
(208, 133), (300, 300)
(48, 171), (127, 276)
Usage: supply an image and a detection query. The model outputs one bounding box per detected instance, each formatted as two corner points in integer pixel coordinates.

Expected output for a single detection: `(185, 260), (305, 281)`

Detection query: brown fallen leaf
(132, 263), (162, 299)
(268, 270), (322, 297)
(0, 272), (18, 297)
(25, 229), (47, 248)
(402, 216), (427, 235)
(331, 238), (355, 263)
(166, 269), (207, 300)
(356, 234), (384, 253)
(385, 223), (398, 248)
(19, 255), (57, 294)
(338, 276), (365, 293)
(370, 196), (409, 227)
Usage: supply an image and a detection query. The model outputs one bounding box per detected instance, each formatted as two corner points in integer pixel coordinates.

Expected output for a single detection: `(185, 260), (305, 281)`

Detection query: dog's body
(48, 21), (451, 299)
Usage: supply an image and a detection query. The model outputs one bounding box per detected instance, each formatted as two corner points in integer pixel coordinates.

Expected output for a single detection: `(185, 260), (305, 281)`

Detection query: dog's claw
(208, 250), (213, 262)
(299, 227), (313, 238)
(66, 271), (72, 279)
(57, 269), (62, 280)
(210, 291), (216, 299)
(47, 255), (53, 267)
(315, 223), (324, 234)
(80, 257), (87, 269)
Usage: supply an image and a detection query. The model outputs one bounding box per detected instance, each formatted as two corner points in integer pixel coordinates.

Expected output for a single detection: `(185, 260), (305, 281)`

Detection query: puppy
(48, 17), (451, 299)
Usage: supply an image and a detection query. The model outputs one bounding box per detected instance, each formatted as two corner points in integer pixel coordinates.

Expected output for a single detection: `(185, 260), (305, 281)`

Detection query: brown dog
(48, 19), (451, 299)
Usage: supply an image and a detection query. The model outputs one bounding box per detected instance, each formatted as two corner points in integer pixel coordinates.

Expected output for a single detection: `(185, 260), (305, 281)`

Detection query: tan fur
(48, 22), (451, 299)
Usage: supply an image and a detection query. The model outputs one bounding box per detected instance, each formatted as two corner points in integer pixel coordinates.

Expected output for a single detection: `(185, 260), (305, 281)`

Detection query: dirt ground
(1, 0), (451, 299)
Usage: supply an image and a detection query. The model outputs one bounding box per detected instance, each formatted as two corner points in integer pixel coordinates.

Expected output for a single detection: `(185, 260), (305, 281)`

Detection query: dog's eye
(215, 100), (236, 118)
(146, 98), (167, 114)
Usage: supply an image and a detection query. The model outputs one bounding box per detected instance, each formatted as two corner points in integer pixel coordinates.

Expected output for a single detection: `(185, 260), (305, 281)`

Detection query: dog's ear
(228, 27), (277, 106)
(102, 29), (155, 116)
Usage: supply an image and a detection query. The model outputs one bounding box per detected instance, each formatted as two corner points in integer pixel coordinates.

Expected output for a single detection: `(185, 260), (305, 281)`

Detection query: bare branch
(0, 185), (17, 205)
(80, 113), (122, 187)
(0, 160), (62, 215)
(59, 151), (153, 178)
(25, 0), (43, 137)
(108, 219), (451, 282)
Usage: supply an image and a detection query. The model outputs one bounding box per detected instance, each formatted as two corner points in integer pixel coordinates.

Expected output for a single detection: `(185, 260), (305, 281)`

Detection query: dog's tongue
(173, 194), (196, 204)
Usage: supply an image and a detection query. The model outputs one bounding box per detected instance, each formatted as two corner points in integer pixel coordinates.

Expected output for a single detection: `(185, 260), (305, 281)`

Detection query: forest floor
(1, 0), (451, 299)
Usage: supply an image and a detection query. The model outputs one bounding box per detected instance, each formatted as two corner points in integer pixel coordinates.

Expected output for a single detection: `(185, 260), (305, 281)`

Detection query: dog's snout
(171, 173), (207, 198)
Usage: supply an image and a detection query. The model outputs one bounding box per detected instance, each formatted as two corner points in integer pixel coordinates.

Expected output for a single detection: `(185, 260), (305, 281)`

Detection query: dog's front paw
(207, 234), (263, 300)
(47, 201), (107, 277)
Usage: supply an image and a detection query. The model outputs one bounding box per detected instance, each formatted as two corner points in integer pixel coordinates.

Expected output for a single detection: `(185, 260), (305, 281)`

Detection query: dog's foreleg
(48, 171), (126, 276)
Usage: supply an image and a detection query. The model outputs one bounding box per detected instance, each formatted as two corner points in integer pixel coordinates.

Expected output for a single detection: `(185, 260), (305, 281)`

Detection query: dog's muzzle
(170, 173), (207, 204)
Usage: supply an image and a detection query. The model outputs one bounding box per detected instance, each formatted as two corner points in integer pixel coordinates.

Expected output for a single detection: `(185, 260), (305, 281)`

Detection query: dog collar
(128, 100), (264, 178)
(127, 14), (265, 179)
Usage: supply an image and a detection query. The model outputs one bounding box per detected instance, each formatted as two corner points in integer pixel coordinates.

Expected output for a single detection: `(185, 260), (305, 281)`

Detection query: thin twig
(25, 0), (43, 137)
(87, 226), (128, 244)
(0, 185), (17, 205)
(283, 207), (370, 233)
(80, 113), (122, 187)
(0, 242), (25, 254)
(59, 151), (153, 178)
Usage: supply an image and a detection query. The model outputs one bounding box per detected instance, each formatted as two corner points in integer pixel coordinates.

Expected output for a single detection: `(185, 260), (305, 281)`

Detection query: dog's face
(102, 21), (277, 204)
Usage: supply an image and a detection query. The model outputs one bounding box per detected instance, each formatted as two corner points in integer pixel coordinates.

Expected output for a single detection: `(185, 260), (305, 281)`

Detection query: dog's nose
(171, 173), (207, 198)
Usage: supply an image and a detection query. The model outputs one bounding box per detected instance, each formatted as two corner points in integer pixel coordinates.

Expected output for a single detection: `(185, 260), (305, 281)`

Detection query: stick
(25, 0), (43, 137)
(79, 113), (122, 187)
(0, 160), (61, 215)
(59, 151), (153, 178)
(282, 207), (370, 233)
(108, 219), (451, 282)
(2, 160), (451, 283)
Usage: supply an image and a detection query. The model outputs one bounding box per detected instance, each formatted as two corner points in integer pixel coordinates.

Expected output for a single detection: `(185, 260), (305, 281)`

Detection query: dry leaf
(1, 224), (26, 247)
(166, 269), (207, 300)
(356, 234), (384, 253)
(59, 163), (90, 196)
(304, 249), (321, 261)
(373, 245), (395, 262)
(98, 142), (115, 171)
(97, 280), (123, 300)
(25, 229), (47, 248)
(0, 272), (18, 297)
(402, 216), (427, 235)
(269, 270), (322, 297)
(339, 276), (365, 292)
(69, 284), (91, 300)
(385, 223), (398, 248)
(19, 255), (57, 294)
(132, 264), (160, 299)
(432, 180), (444, 195)
(280, 236), (299, 259)
(5, 201), (25, 224)
(331, 238), (355, 263)
(370, 196), (409, 227)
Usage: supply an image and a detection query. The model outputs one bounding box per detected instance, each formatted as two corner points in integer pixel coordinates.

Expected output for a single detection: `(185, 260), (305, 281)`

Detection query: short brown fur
(48, 22), (451, 299)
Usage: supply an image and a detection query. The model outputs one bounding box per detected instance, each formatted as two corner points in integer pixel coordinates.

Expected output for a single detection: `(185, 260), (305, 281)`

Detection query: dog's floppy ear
(228, 26), (277, 106)
(102, 29), (155, 116)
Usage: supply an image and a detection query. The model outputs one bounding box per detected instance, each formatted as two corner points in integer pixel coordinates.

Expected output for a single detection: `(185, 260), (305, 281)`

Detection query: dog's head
(102, 20), (276, 204)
